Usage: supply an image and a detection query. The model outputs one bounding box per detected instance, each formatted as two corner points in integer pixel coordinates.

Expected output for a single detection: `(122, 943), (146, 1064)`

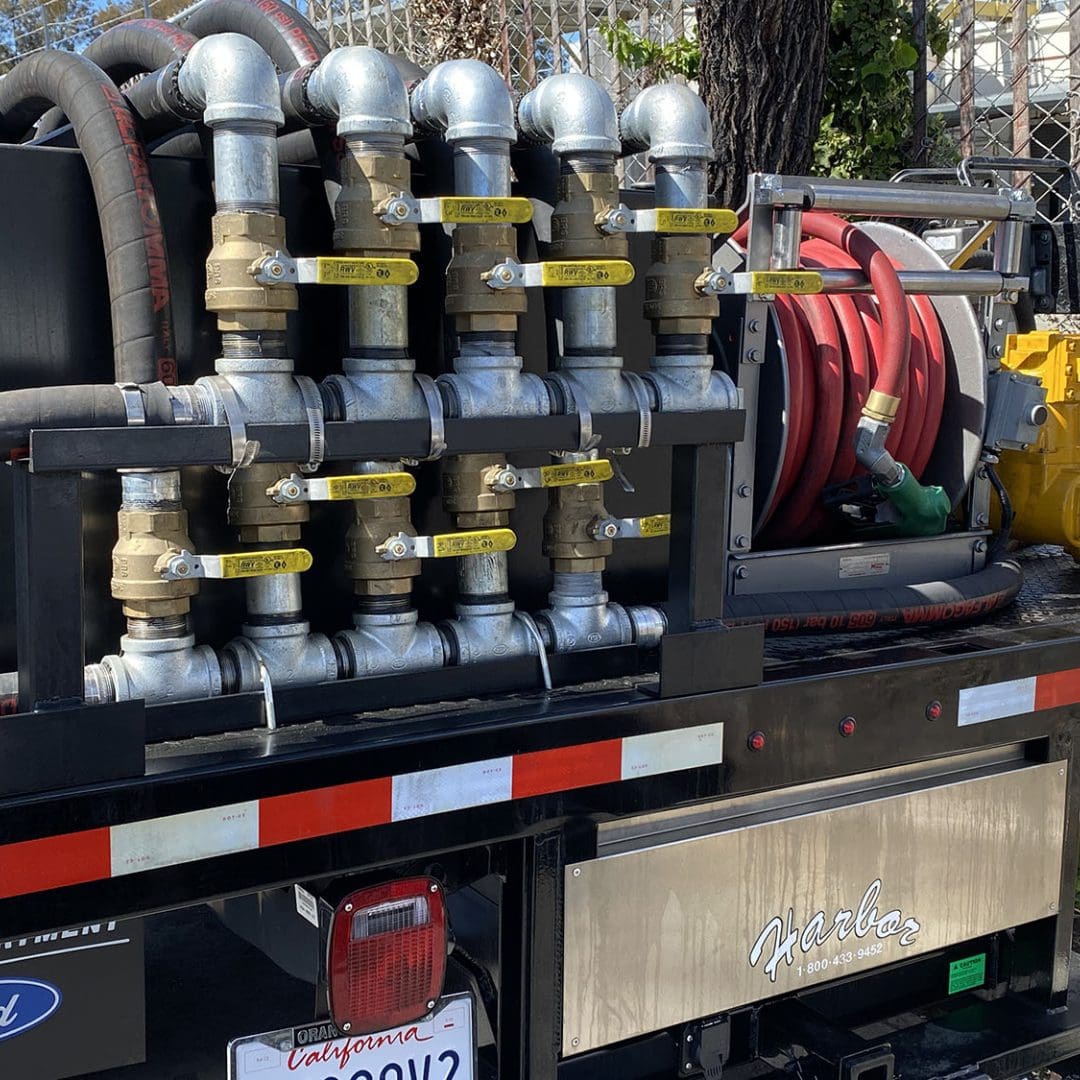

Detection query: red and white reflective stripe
(958, 668), (1080, 727)
(0, 723), (724, 901)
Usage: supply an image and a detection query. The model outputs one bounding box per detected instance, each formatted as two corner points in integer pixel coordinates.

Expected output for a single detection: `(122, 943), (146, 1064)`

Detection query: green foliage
(815, 0), (951, 178)
(601, 1), (953, 181)
(598, 18), (700, 85)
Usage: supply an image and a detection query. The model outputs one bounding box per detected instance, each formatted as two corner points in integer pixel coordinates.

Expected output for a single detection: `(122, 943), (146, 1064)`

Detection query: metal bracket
(680, 1016), (731, 1080)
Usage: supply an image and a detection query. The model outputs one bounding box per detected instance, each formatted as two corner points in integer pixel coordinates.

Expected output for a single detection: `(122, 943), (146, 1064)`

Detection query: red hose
(733, 212), (948, 546)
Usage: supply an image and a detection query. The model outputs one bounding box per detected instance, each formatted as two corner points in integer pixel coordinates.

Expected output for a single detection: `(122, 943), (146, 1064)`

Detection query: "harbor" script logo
(748, 878), (921, 983)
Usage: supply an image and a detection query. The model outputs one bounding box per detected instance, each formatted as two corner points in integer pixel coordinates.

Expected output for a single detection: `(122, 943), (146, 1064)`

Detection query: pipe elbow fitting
(518, 73), (619, 156)
(410, 59), (515, 146)
(620, 83), (713, 163)
(305, 46), (412, 139)
(178, 33), (284, 128)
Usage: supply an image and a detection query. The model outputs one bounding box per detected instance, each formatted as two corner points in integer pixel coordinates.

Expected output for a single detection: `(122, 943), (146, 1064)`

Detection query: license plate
(228, 994), (474, 1080)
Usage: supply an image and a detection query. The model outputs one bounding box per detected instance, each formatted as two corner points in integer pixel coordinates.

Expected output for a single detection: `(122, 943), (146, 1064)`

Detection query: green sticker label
(948, 953), (986, 994)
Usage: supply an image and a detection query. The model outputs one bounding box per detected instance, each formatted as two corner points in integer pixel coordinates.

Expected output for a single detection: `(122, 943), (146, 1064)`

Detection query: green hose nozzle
(874, 466), (952, 537)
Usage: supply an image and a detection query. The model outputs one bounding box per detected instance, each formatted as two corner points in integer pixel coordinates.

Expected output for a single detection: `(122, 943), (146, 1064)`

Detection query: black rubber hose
(35, 20), (198, 139)
(0, 51), (177, 386)
(181, 0), (328, 70)
(723, 558), (1023, 633)
(985, 460), (1014, 563)
(0, 383), (179, 453)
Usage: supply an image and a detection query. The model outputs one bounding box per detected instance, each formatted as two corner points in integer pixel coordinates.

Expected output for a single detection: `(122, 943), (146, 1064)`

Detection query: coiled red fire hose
(733, 212), (948, 546)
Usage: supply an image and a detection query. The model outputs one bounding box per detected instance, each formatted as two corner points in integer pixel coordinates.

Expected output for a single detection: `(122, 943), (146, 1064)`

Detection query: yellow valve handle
(539, 460), (614, 487)
(325, 473), (416, 500)
(438, 197), (533, 224)
(216, 549), (313, 578)
(654, 208), (739, 234)
(431, 529), (517, 558)
(539, 260), (635, 287)
(638, 514), (672, 538)
(314, 257), (419, 286)
(747, 270), (824, 295)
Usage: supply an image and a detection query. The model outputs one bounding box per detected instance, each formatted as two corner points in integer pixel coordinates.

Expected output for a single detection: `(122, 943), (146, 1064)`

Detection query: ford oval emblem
(0, 979), (62, 1041)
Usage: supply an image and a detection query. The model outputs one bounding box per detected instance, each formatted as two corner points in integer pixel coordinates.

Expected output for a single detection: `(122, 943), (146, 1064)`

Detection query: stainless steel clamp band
(115, 383), (146, 426)
(207, 375), (258, 470)
(293, 375), (326, 473)
(414, 374), (447, 460)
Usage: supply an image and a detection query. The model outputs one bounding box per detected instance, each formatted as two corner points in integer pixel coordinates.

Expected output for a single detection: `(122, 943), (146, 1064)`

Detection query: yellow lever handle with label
(377, 529), (518, 561)
(436, 197), (533, 224)
(269, 472), (416, 504)
(158, 548), (314, 580)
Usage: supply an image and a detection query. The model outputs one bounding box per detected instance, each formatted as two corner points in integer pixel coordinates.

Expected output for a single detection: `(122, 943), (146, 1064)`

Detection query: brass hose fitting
(543, 476), (614, 573)
(447, 223), (526, 335)
(336, 146), (420, 257)
(442, 453), (516, 528)
(346, 490), (421, 598)
(228, 462), (309, 543)
(205, 212), (298, 332)
(644, 234), (719, 338)
(550, 170), (627, 261)
(111, 504), (199, 619)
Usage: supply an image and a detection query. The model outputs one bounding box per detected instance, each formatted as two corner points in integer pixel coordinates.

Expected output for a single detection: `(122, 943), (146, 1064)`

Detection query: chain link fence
(916, 0), (1080, 223)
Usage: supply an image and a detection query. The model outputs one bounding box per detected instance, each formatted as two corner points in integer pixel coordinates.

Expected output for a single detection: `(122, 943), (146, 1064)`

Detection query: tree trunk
(696, 0), (830, 206)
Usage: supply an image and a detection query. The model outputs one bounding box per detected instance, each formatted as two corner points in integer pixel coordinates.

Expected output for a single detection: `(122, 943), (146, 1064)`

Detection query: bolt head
(746, 349), (760, 363)
(602, 523), (619, 539)
(395, 203), (409, 218)
(748, 319), (760, 333)
(734, 534), (750, 549)
(572, 1038), (580, 1048)
(391, 542), (407, 557)
(426, 1000), (436, 1011)
(572, 867), (582, 877)
(734, 565), (749, 579)
(976, 513), (989, 527)
(737, 483), (752, 498)
(174, 561), (190, 576)
(344, 903), (354, 913)
(342, 1022), (352, 1032)
(283, 483), (300, 499)
(270, 263), (283, 277)
(429, 882), (439, 893)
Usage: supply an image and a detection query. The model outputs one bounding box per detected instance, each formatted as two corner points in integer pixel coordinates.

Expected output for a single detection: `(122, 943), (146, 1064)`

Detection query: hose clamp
(622, 371), (654, 449)
(115, 383), (146, 427)
(293, 375), (325, 473)
(207, 375), (258, 471)
(546, 372), (599, 454)
(513, 610), (552, 691)
(230, 637), (277, 732)
(413, 374), (447, 460)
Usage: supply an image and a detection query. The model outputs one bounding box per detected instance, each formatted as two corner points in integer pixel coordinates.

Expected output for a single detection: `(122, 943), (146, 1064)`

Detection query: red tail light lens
(328, 877), (447, 1034)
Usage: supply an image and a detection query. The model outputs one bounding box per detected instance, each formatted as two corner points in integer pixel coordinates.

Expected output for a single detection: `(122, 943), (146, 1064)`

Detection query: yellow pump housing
(996, 331), (1080, 558)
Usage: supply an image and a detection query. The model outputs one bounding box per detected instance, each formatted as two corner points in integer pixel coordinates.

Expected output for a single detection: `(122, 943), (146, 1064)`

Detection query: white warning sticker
(839, 552), (892, 580)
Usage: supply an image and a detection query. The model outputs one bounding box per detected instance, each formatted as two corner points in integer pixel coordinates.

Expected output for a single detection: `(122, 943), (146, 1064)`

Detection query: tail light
(327, 876), (447, 1034)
